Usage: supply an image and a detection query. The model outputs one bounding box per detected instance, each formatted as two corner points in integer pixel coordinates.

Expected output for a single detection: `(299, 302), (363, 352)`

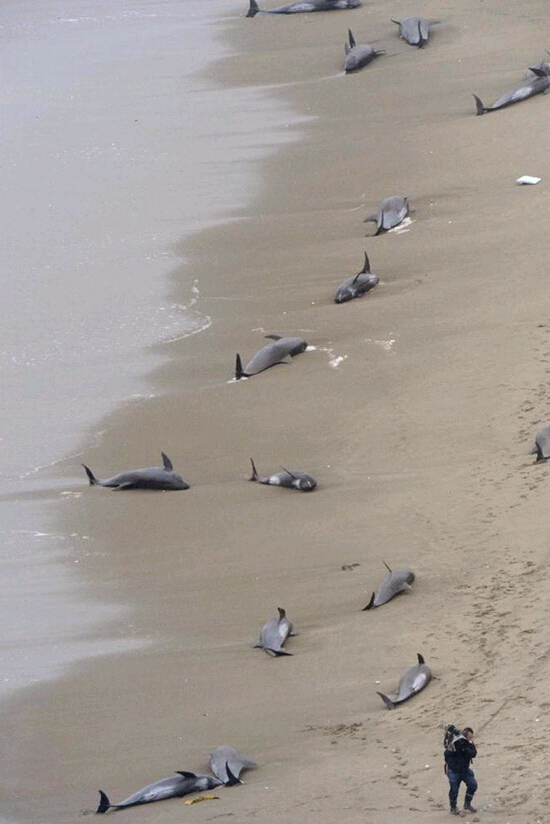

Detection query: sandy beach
(2, 0), (550, 822)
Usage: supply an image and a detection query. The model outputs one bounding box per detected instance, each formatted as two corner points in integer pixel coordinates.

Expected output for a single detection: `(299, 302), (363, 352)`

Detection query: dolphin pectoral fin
(530, 67), (546, 78)
(82, 464), (98, 485)
(362, 592), (376, 610)
(224, 763), (242, 786)
(279, 466), (298, 479)
(267, 648), (293, 656)
(391, 18), (400, 25)
(246, 0), (260, 16)
(161, 452), (173, 471)
(363, 212), (377, 224)
(96, 791), (111, 814)
(377, 691), (395, 709)
(473, 94), (486, 115)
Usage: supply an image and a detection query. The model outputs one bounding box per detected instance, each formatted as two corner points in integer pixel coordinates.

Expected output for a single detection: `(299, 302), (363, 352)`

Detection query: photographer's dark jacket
(445, 736), (477, 773)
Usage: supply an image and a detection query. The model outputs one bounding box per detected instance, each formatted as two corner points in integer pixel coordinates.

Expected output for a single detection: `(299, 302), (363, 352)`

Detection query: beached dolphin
(364, 196), (409, 235)
(247, 0), (361, 17)
(473, 69), (550, 114)
(363, 562), (415, 610)
(82, 453), (189, 490)
(96, 768), (237, 813)
(391, 17), (438, 47)
(235, 334), (308, 380)
(529, 424), (550, 462)
(344, 30), (385, 73)
(254, 607), (295, 656)
(377, 653), (431, 709)
(209, 747), (256, 784)
(249, 458), (317, 491)
(334, 251), (379, 303)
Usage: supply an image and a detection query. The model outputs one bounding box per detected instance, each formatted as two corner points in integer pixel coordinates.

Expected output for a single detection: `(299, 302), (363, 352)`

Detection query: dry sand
(2, 0), (550, 822)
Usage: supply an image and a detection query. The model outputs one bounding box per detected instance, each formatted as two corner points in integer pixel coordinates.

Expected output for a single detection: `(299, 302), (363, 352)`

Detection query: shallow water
(0, 0), (302, 702)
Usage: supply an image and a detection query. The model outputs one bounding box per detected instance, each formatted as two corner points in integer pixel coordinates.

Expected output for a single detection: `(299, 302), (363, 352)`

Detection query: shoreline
(2, 2), (550, 823)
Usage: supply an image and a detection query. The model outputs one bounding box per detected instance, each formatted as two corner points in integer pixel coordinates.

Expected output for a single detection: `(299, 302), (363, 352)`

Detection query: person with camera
(445, 726), (478, 815)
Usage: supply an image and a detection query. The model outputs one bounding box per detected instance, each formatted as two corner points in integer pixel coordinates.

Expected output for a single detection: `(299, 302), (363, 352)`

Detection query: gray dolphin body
(96, 771), (230, 813)
(473, 70), (550, 114)
(249, 458), (317, 491)
(335, 252), (379, 303)
(364, 196), (409, 235)
(82, 453), (189, 490)
(392, 17), (438, 47)
(530, 424), (550, 462)
(363, 562), (415, 610)
(247, 0), (360, 16)
(254, 607), (295, 656)
(377, 653), (431, 709)
(344, 30), (385, 73)
(209, 747), (257, 784)
(235, 334), (307, 380)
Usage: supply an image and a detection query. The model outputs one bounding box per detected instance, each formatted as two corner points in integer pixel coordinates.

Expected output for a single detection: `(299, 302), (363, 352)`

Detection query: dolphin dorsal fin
(224, 762), (242, 786)
(361, 251), (371, 274)
(162, 452), (173, 471)
(362, 592), (375, 611)
(176, 771), (197, 778)
(348, 29), (356, 48)
(249, 458), (259, 481)
(417, 653), (425, 665)
(280, 466), (298, 479)
(383, 560), (393, 573)
(277, 607), (286, 621)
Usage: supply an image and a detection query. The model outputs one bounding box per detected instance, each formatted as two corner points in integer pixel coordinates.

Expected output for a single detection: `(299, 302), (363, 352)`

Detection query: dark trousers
(447, 767), (478, 809)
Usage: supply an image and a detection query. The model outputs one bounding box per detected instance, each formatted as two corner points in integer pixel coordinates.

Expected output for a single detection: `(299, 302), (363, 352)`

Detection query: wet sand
(2, 0), (550, 822)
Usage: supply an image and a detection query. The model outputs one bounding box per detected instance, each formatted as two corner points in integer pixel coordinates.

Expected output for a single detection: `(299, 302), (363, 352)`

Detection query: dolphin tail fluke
(377, 691), (395, 710)
(473, 94), (486, 116)
(96, 791), (111, 814)
(249, 458), (259, 482)
(362, 592), (376, 611)
(224, 762), (242, 786)
(82, 464), (98, 485)
(246, 0), (260, 16)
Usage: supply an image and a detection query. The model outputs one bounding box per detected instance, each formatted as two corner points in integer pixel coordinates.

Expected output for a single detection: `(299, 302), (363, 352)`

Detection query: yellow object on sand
(184, 794), (219, 805)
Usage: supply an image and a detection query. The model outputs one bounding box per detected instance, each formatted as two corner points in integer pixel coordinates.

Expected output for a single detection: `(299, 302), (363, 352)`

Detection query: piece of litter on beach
(516, 175), (541, 185)
(184, 794), (219, 805)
